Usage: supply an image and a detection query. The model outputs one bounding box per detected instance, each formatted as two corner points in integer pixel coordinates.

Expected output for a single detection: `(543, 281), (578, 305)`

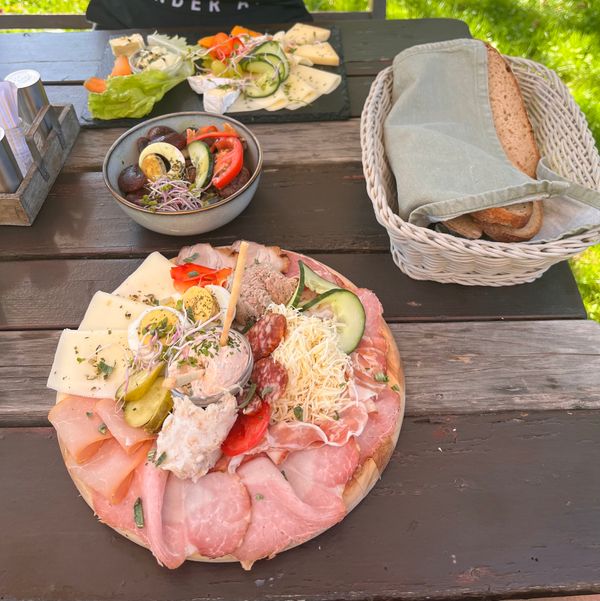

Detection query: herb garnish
(98, 423), (108, 435)
(255, 493), (264, 501)
(155, 452), (167, 467)
(261, 385), (274, 398)
(86, 411), (94, 418)
(391, 384), (401, 393)
(374, 372), (389, 383)
(183, 253), (199, 264)
(333, 410), (340, 421)
(147, 449), (157, 462)
(293, 406), (303, 421)
(133, 497), (144, 528)
(97, 358), (115, 380)
(186, 270), (199, 278)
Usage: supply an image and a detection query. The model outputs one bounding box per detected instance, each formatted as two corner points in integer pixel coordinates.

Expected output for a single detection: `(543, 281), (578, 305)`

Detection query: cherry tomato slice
(212, 137), (244, 190)
(221, 401), (271, 457)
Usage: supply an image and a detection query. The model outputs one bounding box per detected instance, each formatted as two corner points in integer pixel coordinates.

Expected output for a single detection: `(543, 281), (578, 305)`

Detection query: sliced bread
(441, 215), (483, 239)
(481, 200), (543, 242)
(471, 202), (533, 228)
(486, 43), (540, 179)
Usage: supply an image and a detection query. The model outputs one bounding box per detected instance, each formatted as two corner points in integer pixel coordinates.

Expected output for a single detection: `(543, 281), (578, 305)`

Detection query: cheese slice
(278, 71), (321, 111)
(79, 292), (148, 331)
(294, 64), (342, 95)
(284, 23), (331, 46)
(113, 252), (179, 303)
(294, 42), (340, 67)
(109, 34), (145, 57)
(203, 86), (241, 114)
(47, 329), (130, 399)
(229, 87), (288, 113)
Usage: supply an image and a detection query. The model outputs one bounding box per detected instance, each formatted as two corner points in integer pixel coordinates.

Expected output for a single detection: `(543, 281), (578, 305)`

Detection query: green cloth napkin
(383, 38), (600, 242)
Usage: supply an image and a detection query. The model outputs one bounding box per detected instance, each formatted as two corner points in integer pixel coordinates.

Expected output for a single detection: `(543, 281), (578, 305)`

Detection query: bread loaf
(441, 42), (543, 242)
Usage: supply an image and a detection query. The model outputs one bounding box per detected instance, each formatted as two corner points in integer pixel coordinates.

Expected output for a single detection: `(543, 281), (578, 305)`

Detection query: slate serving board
(81, 26), (350, 128)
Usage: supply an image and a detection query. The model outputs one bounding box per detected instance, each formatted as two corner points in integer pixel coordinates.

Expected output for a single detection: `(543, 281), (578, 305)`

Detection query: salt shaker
(4, 69), (52, 138)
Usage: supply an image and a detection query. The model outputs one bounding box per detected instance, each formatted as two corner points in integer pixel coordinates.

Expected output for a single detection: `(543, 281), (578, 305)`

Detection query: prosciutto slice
(233, 456), (346, 566)
(356, 388), (401, 463)
(49, 395), (113, 463)
(66, 437), (152, 504)
(280, 439), (359, 508)
(94, 397), (155, 454)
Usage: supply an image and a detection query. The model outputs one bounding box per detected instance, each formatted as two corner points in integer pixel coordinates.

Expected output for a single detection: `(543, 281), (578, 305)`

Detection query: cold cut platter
(47, 241), (404, 570)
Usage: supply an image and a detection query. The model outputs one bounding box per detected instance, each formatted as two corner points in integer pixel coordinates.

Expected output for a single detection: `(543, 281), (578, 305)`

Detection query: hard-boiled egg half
(128, 305), (186, 353)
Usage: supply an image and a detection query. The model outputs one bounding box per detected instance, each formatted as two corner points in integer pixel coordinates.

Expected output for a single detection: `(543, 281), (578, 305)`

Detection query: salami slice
(252, 357), (288, 403)
(246, 313), (287, 360)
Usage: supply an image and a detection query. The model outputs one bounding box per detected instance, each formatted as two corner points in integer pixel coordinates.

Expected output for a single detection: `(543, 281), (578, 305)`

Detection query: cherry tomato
(221, 401), (271, 457)
(212, 137), (244, 190)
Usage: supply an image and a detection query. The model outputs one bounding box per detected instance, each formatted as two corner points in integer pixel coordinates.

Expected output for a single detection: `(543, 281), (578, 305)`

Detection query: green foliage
(571, 248), (600, 322)
(6, 0), (600, 322)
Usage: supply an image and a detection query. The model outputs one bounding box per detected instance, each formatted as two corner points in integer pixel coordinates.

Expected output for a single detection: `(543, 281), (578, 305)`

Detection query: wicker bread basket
(360, 56), (600, 286)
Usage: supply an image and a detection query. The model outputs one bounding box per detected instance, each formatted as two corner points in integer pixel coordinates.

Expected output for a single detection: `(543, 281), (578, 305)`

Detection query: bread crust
(482, 200), (543, 242)
(54, 247), (405, 566)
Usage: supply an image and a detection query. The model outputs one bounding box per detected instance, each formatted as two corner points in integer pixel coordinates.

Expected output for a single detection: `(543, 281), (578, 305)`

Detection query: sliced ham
(233, 456), (346, 566)
(66, 437), (152, 504)
(280, 439), (359, 509)
(138, 460), (187, 569)
(356, 388), (401, 463)
(49, 395), (113, 463)
(92, 467), (150, 547)
(183, 471), (251, 557)
(94, 397), (156, 454)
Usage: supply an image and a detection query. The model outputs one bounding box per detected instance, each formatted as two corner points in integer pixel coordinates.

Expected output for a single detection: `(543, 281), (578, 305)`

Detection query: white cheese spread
(156, 393), (237, 481)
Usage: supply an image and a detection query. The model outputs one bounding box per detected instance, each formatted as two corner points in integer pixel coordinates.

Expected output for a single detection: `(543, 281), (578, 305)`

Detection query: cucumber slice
(287, 261), (305, 308)
(252, 41), (290, 80)
(187, 140), (213, 188)
(301, 288), (366, 354)
(300, 261), (337, 295)
(241, 56), (281, 98)
(116, 362), (165, 403)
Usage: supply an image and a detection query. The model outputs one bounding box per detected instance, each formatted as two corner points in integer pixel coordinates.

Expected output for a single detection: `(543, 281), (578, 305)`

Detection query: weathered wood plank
(62, 119), (362, 172)
(2, 320), (598, 427)
(2, 411), (600, 600)
(0, 166), (389, 260)
(0, 257), (585, 331)
(0, 13), (91, 30)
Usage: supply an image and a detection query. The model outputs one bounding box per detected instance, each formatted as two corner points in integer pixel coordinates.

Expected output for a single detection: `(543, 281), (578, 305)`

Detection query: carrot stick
(220, 241), (249, 347)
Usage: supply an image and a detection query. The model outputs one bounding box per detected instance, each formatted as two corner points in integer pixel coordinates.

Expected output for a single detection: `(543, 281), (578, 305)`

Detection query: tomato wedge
(212, 137), (244, 190)
(221, 401), (271, 457)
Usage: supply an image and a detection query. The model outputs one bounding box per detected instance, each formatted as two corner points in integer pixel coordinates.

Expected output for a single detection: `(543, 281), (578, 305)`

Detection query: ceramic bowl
(103, 112), (262, 236)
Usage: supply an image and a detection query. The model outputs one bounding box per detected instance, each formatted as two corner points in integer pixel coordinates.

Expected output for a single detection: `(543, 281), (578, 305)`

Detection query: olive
(137, 136), (150, 153)
(118, 164), (147, 194)
(147, 125), (177, 140)
(150, 131), (187, 150)
(126, 189), (147, 205)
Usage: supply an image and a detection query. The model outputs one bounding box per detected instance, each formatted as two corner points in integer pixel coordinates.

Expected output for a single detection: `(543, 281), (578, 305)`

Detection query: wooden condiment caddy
(0, 103), (79, 225)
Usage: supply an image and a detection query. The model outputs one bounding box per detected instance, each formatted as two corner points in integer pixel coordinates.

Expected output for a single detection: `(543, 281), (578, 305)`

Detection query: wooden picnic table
(1, 17), (600, 601)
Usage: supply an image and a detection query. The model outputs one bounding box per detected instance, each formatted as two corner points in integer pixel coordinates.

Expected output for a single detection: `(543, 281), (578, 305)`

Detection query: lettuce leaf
(87, 61), (194, 120)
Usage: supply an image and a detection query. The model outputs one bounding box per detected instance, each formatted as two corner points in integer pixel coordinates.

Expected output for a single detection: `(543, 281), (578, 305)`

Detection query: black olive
(147, 125), (177, 140)
(118, 164), (147, 194)
(150, 131), (187, 150)
(136, 136), (150, 153)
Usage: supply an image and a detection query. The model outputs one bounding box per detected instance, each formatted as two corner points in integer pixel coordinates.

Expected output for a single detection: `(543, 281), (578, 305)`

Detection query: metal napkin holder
(0, 103), (80, 226)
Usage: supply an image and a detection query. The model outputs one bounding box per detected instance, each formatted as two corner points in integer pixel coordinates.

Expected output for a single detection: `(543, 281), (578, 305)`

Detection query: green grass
(4, 0), (600, 320)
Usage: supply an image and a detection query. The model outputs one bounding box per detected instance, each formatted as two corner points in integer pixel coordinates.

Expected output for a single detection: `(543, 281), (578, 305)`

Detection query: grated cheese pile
(270, 304), (352, 423)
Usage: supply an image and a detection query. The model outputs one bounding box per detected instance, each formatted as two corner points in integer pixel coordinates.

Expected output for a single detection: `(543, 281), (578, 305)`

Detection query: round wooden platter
(54, 247), (405, 566)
